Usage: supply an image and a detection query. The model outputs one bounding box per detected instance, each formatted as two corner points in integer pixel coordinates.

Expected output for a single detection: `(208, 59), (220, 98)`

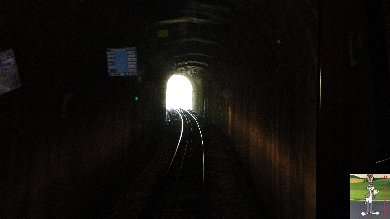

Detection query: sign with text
(107, 47), (137, 76)
(157, 29), (169, 38)
(0, 49), (21, 95)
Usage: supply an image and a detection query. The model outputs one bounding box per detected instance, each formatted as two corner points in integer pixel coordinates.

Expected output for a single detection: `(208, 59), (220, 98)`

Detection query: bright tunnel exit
(166, 74), (193, 110)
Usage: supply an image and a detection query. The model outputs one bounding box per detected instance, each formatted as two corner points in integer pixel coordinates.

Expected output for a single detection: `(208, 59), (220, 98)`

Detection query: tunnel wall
(318, 1), (390, 216)
(0, 2), (161, 215)
(206, 2), (317, 218)
(0, 79), (161, 217)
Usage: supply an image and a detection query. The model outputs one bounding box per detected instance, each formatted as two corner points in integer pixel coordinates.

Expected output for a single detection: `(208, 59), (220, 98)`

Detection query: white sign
(0, 49), (21, 95)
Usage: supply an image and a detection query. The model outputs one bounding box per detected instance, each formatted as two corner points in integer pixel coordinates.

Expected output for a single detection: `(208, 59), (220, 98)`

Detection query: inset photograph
(350, 174), (389, 218)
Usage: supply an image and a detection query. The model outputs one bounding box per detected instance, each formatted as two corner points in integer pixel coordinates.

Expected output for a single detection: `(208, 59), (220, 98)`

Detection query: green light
(134, 96), (139, 101)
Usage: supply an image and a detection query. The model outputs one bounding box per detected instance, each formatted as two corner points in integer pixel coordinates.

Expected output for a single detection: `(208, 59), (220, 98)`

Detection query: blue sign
(107, 47), (137, 76)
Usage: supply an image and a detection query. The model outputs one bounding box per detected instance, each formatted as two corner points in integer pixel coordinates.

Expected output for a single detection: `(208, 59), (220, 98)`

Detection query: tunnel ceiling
(1, 0), (317, 88)
(147, 0), (232, 80)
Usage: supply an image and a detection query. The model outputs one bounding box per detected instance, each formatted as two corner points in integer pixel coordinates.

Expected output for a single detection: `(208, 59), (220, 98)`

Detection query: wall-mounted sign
(0, 49), (21, 95)
(157, 29), (169, 38)
(107, 47), (137, 76)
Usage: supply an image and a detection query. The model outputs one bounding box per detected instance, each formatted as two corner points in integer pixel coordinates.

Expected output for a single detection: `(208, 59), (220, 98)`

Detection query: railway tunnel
(1, 0), (389, 218)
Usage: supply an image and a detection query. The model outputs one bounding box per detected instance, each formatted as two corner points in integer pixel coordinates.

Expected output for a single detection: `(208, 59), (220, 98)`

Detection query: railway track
(140, 109), (207, 218)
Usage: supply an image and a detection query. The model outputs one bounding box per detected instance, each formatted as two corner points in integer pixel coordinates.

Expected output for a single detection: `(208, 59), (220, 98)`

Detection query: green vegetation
(350, 179), (390, 201)
(350, 175), (380, 181)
